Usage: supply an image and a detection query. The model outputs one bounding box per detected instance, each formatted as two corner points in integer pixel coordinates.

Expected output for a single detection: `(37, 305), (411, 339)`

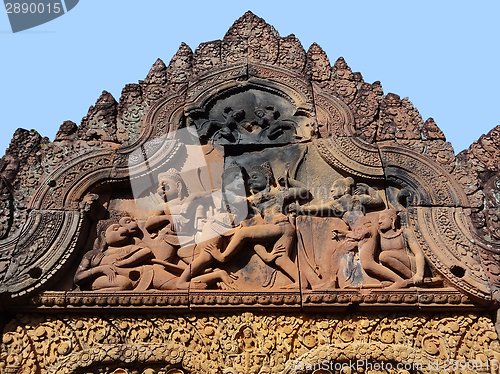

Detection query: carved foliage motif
(144, 59), (168, 86)
(409, 207), (490, 300)
(117, 84), (145, 144)
(166, 43), (193, 85)
(304, 43), (330, 82)
(222, 12), (279, 65)
(78, 91), (118, 142)
(349, 81), (383, 143)
(142, 58), (170, 108)
(0, 129), (46, 240)
(2, 312), (499, 374)
(193, 41), (221, 77)
(380, 145), (467, 207)
(276, 35), (306, 73)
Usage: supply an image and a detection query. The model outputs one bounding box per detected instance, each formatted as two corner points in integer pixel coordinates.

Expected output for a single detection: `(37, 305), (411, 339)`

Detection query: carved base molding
(2, 311), (500, 374)
(15, 289), (480, 311)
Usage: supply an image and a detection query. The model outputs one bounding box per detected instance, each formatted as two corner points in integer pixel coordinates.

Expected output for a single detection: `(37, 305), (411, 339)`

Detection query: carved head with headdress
(221, 161), (246, 195)
(92, 213), (140, 252)
(378, 208), (400, 233)
(248, 162), (276, 193)
(330, 177), (354, 199)
(157, 168), (188, 202)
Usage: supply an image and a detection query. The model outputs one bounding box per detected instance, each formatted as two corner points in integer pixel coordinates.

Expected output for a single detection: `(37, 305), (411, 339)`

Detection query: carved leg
(274, 223), (299, 287)
(359, 237), (405, 289)
(379, 250), (413, 279)
(91, 275), (133, 291)
(193, 269), (238, 290)
(176, 250), (214, 289)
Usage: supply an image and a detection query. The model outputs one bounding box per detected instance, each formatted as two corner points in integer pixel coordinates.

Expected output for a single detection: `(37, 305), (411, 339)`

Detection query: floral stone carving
(2, 312), (500, 374)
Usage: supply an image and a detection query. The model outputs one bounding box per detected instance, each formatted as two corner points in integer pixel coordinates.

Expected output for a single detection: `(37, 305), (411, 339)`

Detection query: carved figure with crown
(174, 162), (245, 289)
(204, 161), (311, 289)
(144, 168), (213, 265)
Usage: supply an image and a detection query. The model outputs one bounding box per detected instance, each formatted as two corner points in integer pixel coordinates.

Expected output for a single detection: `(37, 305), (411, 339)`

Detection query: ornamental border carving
(2, 312), (499, 374)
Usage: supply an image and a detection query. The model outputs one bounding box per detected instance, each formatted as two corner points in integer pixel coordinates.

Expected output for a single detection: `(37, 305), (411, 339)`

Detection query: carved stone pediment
(2, 11), (500, 373)
(0, 12), (498, 307)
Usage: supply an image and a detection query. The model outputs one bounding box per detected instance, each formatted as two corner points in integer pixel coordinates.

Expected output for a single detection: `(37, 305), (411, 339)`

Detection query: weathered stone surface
(78, 90), (118, 142)
(116, 84), (145, 144)
(2, 12), (500, 373)
(304, 43), (331, 82)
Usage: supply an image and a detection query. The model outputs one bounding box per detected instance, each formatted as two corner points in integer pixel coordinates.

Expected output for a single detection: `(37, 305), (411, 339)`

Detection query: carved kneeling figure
(360, 209), (426, 290)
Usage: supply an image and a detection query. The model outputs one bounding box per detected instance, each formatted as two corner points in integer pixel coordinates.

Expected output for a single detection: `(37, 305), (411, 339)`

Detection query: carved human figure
(176, 162), (247, 289)
(205, 162), (310, 288)
(347, 209), (426, 290)
(328, 216), (378, 289)
(198, 106), (245, 143)
(74, 217), (154, 291)
(253, 106), (298, 141)
(238, 326), (257, 352)
(289, 177), (383, 216)
(75, 216), (235, 291)
(145, 168), (210, 264)
(376, 209), (425, 288)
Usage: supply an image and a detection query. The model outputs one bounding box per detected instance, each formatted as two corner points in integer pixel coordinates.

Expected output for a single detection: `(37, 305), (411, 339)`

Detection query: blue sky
(1, 1), (499, 156)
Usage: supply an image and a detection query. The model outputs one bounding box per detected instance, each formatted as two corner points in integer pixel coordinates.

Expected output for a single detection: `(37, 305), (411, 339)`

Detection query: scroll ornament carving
(144, 59), (168, 86)
(0, 154), (19, 239)
(0, 129), (47, 239)
(2, 313), (499, 374)
(34, 152), (115, 211)
(116, 84), (145, 144)
(142, 59), (169, 107)
(247, 64), (314, 106)
(222, 11), (279, 65)
(304, 43), (330, 82)
(78, 91), (118, 142)
(408, 207), (491, 301)
(54, 120), (78, 142)
(193, 41), (222, 77)
(380, 146), (462, 207)
(376, 94), (423, 142)
(421, 118), (446, 141)
(166, 43), (193, 85)
(312, 85), (384, 179)
(455, 126), (500, 232)
(277, 35), (306, 73)
(319, 57), (358, 106)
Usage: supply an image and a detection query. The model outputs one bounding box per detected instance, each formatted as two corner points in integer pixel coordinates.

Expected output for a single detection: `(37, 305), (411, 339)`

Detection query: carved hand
(90, 252), (105, 267)
(268, 243), (287, 261)
(288, 203), (299, 213)
(204, 242), (226, 263)
(102, 265), (118, 283)
(277, 175), (287, 187)
(354, 183), (369, 195)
